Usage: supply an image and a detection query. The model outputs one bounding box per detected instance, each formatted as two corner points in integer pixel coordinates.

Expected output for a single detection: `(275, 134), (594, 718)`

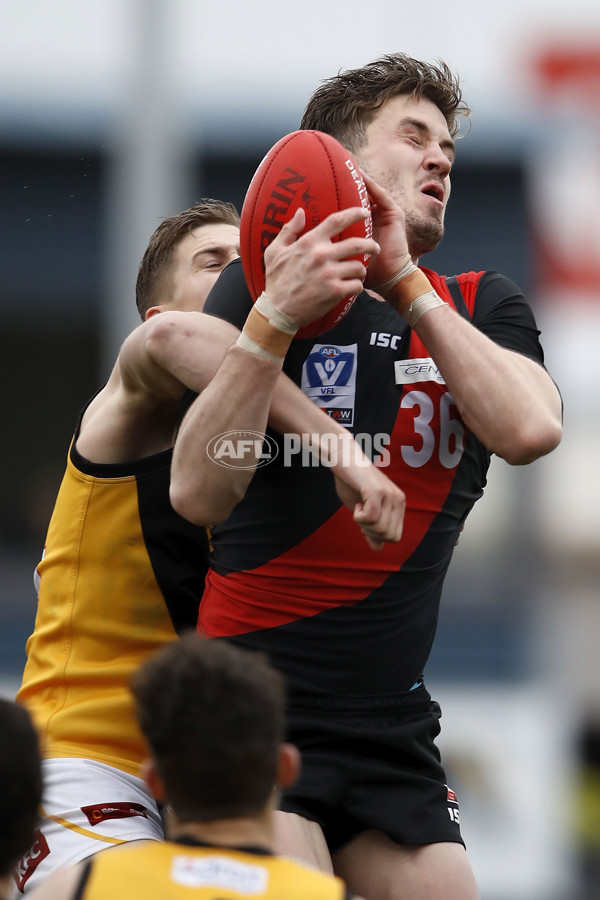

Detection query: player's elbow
(169, 479), (214, 526)
(497, 415), (563, 466)
(170, 478), (246, 527)
(143, 311), (184, 362)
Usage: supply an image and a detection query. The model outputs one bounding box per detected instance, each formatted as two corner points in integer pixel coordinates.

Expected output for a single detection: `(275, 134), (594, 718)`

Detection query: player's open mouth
(421, 182), (444, 204)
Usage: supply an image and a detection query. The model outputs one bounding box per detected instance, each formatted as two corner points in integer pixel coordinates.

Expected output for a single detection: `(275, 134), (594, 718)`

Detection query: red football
(240, 130), (372, 339)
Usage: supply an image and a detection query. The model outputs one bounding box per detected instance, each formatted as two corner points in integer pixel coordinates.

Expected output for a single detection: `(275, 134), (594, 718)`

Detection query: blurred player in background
(27, 634), (362, 899)
(169, 53), (563, 900)
(0, 699), (42, 900)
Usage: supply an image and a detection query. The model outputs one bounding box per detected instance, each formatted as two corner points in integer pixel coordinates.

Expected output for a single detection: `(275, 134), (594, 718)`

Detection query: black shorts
(280, 686), (464, 853)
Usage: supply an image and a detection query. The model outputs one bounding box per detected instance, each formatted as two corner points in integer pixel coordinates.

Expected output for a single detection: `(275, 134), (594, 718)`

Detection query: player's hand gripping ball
(240, 130), (372, 338)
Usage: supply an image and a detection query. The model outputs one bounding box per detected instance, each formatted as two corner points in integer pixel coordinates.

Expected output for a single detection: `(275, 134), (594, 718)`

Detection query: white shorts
(12, 758), (163, 895)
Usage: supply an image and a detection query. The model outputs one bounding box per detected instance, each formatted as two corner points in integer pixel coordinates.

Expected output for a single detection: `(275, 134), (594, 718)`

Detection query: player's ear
(275, 743), (301, 789)
(144, 306), (163, 320)
(141, 757), (167, 802)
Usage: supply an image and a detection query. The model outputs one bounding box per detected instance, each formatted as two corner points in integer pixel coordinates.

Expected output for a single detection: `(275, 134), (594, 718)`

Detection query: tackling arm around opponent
(168, 206), (406, 551)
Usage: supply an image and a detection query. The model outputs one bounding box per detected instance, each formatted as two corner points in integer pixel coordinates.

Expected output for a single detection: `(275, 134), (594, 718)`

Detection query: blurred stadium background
(1, 1), (599, 897)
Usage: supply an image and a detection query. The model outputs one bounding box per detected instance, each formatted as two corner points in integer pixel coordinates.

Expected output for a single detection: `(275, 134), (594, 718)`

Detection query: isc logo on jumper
(301, 343), (358, 427)
(370, 331), (403, 349)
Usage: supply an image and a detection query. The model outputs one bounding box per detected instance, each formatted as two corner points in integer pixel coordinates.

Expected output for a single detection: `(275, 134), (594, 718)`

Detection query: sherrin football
(240, 130), (372, 339)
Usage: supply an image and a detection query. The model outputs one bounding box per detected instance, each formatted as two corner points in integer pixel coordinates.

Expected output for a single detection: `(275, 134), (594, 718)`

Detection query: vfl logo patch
(13, 829), (50, 894)
(301, 343), (358, 427)
(81, 801), (148, 826)
(395, 357), (445, 385)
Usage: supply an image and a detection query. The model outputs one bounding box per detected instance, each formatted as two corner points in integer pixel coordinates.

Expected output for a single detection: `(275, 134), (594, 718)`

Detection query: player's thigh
(273, 810), (334, 874)
(332, 829), (480, 900)
(13, 758), (163, 894)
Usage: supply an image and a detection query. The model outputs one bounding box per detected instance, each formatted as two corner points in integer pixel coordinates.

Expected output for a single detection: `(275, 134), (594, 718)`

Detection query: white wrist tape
(254, 291), (299, 335)
(235, 330), (285, 363)
(372, 260), (417, 297)
(404, 291), (447, 328)
(235, 291), (299, 362)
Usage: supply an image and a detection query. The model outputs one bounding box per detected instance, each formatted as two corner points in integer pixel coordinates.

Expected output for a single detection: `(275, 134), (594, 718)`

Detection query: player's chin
(408, 218), (444, 256)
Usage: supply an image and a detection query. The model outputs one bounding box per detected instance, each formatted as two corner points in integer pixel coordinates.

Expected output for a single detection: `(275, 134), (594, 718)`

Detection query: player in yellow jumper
(13, 199), (241, 895)
(27, 634), (360, 900)
(14, 196), (400, 893)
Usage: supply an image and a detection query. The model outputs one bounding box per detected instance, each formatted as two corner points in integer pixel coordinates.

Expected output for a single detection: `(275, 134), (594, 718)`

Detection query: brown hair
(131, 633), (286, 823)
(135, 199), (240, 319)
(0, 699), (42, 875)
(300, 53), (471, 152)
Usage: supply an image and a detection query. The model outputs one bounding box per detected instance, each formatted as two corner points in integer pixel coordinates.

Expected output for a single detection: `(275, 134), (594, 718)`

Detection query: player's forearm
(268, 375), (381, 478)
(269, 373), (405, 548)
(414, 303), (562, 463)
(170, 343), (284, 525)
(171, 356), (364, 525)
(268, 373), (347, 456)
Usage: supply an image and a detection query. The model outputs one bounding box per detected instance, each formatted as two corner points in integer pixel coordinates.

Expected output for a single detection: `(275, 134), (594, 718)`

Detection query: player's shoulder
(421, 265), (485, 291)
(441, 268), (523, 296)
(422, 266), (527, 314)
